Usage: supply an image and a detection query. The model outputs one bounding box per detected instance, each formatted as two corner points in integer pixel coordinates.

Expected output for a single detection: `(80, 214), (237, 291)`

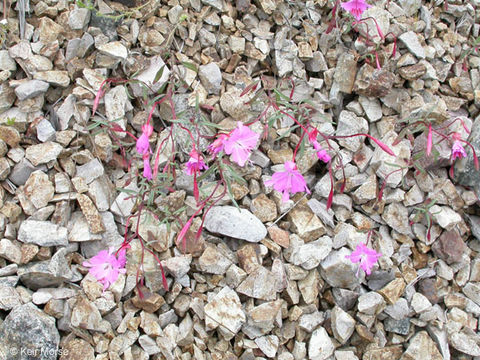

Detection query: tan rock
(76, 193), (105, 234)
(378, 278), (406, 305)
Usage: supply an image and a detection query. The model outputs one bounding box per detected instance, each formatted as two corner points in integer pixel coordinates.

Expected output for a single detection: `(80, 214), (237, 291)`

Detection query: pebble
(14, 80), (49, 101)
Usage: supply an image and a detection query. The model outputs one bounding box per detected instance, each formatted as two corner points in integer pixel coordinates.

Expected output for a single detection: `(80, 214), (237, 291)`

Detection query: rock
(237, 266), (277, 300)
(220, 88), (250, 120)
(449, 330), (480, 357)
(411, 292), (432, 314)
(23, 170), (54, 209)
(132, 289), (165, 313)
(198, 63), (222, 95)
(68, 8), (90, 30)
(204, 205), (267, 242)
(463, 282), (480, 306)
(162, 255), (191, 279)
(18, 220), (68, 246)
(353, 64), (395, 97)
(204, 287), (245, 340)
(431, 229), (465, 264)
(331, 306), (356, 344)
(399, 31), (426, 59)
(384, 318), (410, 335)
(333, 51), (358, 94)
(0, 303), (60, 360)
(97, 41), (128, 60)
(36, 118), (56, 142)
(0, 285), (22, 310)
(60, 338), (95, 360)
(357, 292), (386, 315)
(198, 244), (232, 274)
(430, 205), (462, 230)
(382, 203), (412, 236)
(110, 179), (139, 217)
(308, 327), (334, 360)
(0, 50), (16, 71)
(255, 335), (279, 358)
(378, 278), (406, 304)
(76, 193), (105, 234)
(14, 80), (49, 101)
(320, 248), (361, 290)
(25, 142), (63, 166)
(250, 194), (277, 222)
(287, 236), (332, 270)
(33, 71), (70, 87)
(401, 330), (443, 360)
(336, 111), (369, 152)
(0, 238), (22, 264)
(287, 205), (326, 242)
(71, 296), (109, 332)
(130, 56), (170, 98)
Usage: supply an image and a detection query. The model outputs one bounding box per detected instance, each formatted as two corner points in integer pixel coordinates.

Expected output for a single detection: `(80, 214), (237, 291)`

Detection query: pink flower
(208, 134), (227, 156)
(309, 129), (331, 163)
(185, 149), (208, 175)
(83, 248), (127, 291)
(345, 242), (381, 276)
(224, 122), (259, 167)
(426, 123), (433, 156)
(264, 161), (310, 202)
(143, 155), (152, 180)
(316, 149), (331, 163)
(136, 123), (154, 155)
(451, 140), (467, 160)
(340, 0), (371, 20)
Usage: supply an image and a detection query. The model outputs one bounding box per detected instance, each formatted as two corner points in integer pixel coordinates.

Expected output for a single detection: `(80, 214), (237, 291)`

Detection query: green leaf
(153, 65), (165, 83)
(181, 62), (198, 73)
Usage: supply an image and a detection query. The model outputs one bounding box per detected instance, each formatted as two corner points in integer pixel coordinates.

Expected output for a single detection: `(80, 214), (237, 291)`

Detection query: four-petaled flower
(264, 161), (310, 202)
(83, 247), (127, 291)
(185, 149), (209, 175)
(224, 122), (260, 167)
(345, 242), (381, 276)
(340, 0), (371, 21)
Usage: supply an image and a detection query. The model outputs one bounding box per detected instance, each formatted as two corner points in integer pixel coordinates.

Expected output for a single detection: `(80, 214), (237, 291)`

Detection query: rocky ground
(0, 0), (480, 359)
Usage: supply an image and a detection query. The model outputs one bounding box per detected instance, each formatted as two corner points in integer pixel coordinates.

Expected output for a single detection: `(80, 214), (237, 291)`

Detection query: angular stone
(0, 303), (60, 359)
(288, 236), (332, 270)
(198, 63), (222, 95)
(331, 306), (356, 344)
(336, 111), (369, 152)
(33, 71), (70, 87)
(308, 327), (334, 359)
(18, 220), (68, 246)
(287, 204), (326, 242)
(204, 287), (245, 340)
(204, 205), (267, 242)
(250, 194), (277, 222)
(68, 8), (91, 30)
(0, 238), (22, 264)
(25, 142), (63, 166)
(237, 266), (277, 300)
(198, 244), (232, 274)
(399, 31), (426, 59)
(354, 64), (395, 97)
(60, 338), (95, 360)
(97, 41), (128, 60)
(378, 278), (406, 305)
(358, 292), (386, 315)
(23, 170), (54, 209)
(320, 248), (360, 290)
(333, 52), (357, 94)
(14, 80), (49, 101)
(430, 205), (462, 230)
(76, 194), (105, 234)
(432, 229), (465, 264)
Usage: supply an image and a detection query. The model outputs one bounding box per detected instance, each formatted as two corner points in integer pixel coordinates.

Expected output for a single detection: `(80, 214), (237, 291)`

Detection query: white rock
(308, 327), (334, 359)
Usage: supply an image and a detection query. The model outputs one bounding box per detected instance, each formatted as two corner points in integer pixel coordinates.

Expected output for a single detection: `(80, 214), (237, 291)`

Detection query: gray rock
(24, 170), (54, 209)
(307, 198), (335, 229)
(331, 306), (355, 344)
(359, 96), (382, 122)
(18, 248), (73, 290)
(67, 211), (103, 242)
(204, 206), (267, 242)
(398, 0), (421, 16)
(430, 205), (462, 230)
(399, 31), (426, 59)
(336, 111), (369, 152)
(237, 266), (277, 300)
(332, 288), (359, 311)
(0, 50), (17, 71)
(308, 327), (334, 359)
(0, 285), (22, 310)
(299, 311), (324, 333)
(204, 287), (245, 340)
(463, 282), (480, 306)
(163, 255), (191, 279)
(25, 141), (63, 166)
(320, 248), (360, 290)
(76, 158), (104, 184)
(36, 118), (56, 142)
(382, 202), (413, 236)
(80, 212), (124, 259)
(384, 318), (410, 335)
(68, 8), (90, 30)
(18, 220), (68, 246)
(0, 238), (22, 264)
(0, 303), (60, 360)
(14, 80), (49, 101)
(357, 292), (386, 315)
(255, 335), (279, 358)
(287, 236), (332, 270)
(449, 330), (480, 356)
(104, 85), (130, 135)
(201, 0), (223, 11)
(198, 63), (222, 95)
(97, 41), (128, 60)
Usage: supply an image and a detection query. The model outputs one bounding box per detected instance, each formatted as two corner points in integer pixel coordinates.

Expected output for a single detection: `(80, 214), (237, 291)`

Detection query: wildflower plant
(82, 51), (401, 291)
